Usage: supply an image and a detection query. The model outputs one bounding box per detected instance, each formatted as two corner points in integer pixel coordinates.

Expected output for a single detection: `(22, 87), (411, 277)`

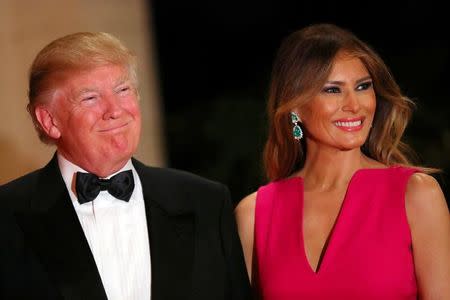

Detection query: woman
(235, 24), (450, 299)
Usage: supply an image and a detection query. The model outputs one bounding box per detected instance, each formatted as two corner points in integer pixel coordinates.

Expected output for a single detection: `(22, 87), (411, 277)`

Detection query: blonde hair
(27, 32), (137, 143)
(264, 23), (426, 181)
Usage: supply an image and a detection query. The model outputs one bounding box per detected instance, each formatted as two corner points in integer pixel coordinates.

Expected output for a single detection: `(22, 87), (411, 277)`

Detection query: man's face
(41, 64), (141, 176)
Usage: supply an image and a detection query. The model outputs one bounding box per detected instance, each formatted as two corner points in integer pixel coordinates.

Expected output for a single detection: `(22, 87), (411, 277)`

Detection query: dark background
(150, 0), (449, 205)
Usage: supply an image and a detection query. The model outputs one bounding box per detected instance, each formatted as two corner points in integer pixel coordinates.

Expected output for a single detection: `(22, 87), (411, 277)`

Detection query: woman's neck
(297, 143), (380, 191)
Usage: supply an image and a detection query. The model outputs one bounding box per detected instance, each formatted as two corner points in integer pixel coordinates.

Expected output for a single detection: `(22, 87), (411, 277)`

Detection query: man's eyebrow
(73, 87), (97, 95)
(115, 75), (131, 85)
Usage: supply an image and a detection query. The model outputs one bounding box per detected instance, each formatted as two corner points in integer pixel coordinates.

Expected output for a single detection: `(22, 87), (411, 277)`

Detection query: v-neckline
(291, 168), (369, 275)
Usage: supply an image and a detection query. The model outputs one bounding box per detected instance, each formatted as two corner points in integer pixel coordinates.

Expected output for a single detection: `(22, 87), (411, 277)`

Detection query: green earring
(290, 112), (303, 140)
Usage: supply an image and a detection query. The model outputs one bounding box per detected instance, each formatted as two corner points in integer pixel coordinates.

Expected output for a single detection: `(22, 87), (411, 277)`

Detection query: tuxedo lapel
(147, 204), (195, 299)
(134, 159), (195, 299)
(15, 157), (107, 300)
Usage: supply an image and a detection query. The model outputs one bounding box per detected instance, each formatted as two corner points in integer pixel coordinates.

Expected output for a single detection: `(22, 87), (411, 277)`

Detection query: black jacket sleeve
(219, 184), (252, 299)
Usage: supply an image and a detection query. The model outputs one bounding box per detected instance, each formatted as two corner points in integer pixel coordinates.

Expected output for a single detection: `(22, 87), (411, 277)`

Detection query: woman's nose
(342, 91), (361, 113)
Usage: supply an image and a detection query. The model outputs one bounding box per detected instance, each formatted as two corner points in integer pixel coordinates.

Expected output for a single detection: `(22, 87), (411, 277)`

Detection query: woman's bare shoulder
(405, 173), (450, 297)
(406, 173), (445, 205)
(235, 192), (257, 218)
(405, 173), (449, 226)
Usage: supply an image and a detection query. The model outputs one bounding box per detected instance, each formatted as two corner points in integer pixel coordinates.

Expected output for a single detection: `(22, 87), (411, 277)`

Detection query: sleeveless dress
(254, 166), (418, 300)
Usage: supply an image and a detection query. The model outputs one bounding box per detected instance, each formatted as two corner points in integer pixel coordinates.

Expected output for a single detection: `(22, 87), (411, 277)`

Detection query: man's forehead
(56, 65), (131, 91)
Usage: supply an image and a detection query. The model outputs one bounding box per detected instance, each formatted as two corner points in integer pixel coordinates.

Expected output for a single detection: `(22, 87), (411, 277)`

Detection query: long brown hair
(264, 23), (420, 181)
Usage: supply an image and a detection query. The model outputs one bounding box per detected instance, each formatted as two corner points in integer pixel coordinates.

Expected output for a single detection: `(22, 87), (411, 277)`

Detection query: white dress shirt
(58, 153), (151, 300)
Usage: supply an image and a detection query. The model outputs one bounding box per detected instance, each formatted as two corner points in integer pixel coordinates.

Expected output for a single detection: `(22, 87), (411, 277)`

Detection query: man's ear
(35, 105), (61, 139)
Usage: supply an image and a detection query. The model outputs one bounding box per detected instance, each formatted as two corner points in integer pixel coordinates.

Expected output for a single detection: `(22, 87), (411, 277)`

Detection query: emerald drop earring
(290, 112), (303, 140)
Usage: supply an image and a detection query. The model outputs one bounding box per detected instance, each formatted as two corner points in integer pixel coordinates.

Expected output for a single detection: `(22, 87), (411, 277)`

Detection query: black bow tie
(75, 170), (135, 204)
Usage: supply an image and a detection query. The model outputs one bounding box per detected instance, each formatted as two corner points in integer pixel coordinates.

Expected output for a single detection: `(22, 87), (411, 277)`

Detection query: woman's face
(298, 52), (376, 151)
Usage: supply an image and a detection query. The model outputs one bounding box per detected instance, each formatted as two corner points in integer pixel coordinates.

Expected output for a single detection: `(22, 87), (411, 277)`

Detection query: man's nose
(102, 94), (123, 120)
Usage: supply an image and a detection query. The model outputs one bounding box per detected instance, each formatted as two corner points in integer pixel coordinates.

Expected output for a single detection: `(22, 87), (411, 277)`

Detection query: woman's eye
(323, 86), (341, 94)
(356, 81), (373, 91)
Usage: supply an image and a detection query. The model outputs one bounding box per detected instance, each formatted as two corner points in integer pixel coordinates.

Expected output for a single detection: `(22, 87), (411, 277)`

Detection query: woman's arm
(406, 173), (450, 299)
(234, 192), (257, 282)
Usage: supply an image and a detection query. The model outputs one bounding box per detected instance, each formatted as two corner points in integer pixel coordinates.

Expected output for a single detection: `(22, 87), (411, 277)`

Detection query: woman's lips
(333, 117), (364, 132)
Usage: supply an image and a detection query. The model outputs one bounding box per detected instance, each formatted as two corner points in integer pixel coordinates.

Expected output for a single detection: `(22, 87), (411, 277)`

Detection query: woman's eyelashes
(322, 86), (341, 94)
(322, 81), (373, 94)
(356, 81), (373, 91)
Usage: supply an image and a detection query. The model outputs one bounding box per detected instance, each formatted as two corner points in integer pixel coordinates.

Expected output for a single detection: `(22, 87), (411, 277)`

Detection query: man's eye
(118, 86), (131, 94)
(356, 81), (373, 91)
(82, 96), (96, 101)
(323, 86), (340, 93)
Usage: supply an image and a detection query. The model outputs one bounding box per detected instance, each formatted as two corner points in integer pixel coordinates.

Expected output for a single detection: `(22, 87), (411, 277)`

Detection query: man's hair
(27, 32), (137, 144)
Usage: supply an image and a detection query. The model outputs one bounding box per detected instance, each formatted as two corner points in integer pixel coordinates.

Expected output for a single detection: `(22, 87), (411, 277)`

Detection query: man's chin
(112, 146), (138, 163)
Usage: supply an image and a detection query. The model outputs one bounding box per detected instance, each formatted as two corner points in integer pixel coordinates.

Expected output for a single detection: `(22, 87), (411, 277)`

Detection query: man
(0, 32), (251, 299)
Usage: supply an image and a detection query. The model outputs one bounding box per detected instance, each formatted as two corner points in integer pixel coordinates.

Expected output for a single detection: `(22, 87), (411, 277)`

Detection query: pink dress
(254, 166), (418, 299)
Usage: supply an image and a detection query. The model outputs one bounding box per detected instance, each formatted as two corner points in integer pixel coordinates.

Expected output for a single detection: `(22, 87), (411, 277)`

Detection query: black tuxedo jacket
(0, 156), (251, 299)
